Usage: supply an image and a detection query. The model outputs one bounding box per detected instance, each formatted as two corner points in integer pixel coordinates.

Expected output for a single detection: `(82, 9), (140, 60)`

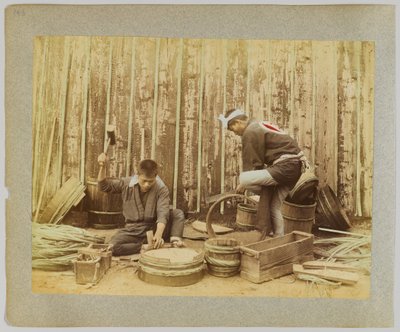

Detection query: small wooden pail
(282, 200), (316, 234)
(138, 248), (204, 287)
(204, 238), (241, 277)
(86, 178), (123, 229)
(236, 203), (257, 228)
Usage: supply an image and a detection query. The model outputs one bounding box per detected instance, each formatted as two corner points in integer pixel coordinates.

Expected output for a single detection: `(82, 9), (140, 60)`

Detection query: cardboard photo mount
(4, 4), (397, 328)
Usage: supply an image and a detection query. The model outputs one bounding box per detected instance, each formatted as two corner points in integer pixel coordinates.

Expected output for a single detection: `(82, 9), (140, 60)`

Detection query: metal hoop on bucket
(205, 193), (259, 238)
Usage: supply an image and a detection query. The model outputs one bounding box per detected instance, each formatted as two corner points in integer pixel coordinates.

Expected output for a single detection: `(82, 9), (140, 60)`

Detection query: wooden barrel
(204, 238), (241, 277)
(86, 178), (123, 229)
(236, 203), (257, 228)
(281, 200), (316, 234)
(315, 185), (352, 230)
(138, 248), (204, 287)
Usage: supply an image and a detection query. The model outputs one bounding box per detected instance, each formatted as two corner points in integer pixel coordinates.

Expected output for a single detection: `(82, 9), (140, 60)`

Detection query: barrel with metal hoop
(86, 177), (124, 229)
(138, 248), (204, 286)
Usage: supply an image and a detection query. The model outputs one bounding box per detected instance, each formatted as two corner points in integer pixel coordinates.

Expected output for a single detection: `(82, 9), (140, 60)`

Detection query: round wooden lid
(142, 248), (203, 265)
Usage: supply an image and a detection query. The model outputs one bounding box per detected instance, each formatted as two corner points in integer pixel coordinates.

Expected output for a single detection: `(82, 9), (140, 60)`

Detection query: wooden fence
(32, 36), (374, 218)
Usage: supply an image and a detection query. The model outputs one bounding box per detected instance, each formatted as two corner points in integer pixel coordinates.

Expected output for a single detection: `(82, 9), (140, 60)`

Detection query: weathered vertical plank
(313, 41), (337, 190)
(225, 39), (247, 192)
(201, 39), (224, 207)
(126, 38), (136, 177)
(196, 40), (205, 212)
(292, 41), (313, 161)
(86, 37), (111, 181)
(154, 38), (180, 194)
(269, 40), (291, 132)
(131, 37), (156, 173)
(62, 37), (86, 184)
(289, 41), (296, 136)
(247, 39), (270, 120)
(177, 39), (202, 212)
(337, 41), (358, 215)
(355, 42), (362, 217)
(57, 37), (71, 188)
(108, 37), (132, 179)
(359, 42), (374, 217)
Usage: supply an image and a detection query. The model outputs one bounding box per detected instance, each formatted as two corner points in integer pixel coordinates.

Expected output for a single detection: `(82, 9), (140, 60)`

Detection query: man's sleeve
(156, 186), (170, 225)
(98, 178), (125, 194)
(242, 128), (265, 171)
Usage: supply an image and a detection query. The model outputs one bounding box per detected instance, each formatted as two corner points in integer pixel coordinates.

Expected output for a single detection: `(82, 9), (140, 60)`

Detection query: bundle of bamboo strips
(32, 223), (105, 271)
(36, 177), (86, 224)
(313, 228), (371, 274)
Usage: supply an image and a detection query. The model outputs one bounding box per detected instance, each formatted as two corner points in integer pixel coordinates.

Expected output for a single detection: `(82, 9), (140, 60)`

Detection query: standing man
(97, 153), (185, 256)
(218, 108), (308, 237)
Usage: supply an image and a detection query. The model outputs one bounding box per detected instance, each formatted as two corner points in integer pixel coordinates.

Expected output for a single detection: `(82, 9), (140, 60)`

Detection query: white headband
(218, 109), (245, 128)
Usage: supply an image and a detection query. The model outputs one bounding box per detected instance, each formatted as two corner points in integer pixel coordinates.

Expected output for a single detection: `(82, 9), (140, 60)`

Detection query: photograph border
(4, 3), (397, 327)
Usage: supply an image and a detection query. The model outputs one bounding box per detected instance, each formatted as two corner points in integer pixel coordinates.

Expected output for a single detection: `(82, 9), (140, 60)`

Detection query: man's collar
(128, 175), (138, 188)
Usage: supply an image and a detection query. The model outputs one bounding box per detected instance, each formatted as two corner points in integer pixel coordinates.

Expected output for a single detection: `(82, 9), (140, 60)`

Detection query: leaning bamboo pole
(80, 37), (92, 183)
(196, 39), (205, 212)
(126, 37), (136, 176)
(57, 37), (71, 189)
(220, 39), (228, 214)
(104, 39), (113, 153)
(32, 37), (49, 213)
(151, 38), (160, 159)
(33, 117), (57, 222)
(172, 39), (184, 209)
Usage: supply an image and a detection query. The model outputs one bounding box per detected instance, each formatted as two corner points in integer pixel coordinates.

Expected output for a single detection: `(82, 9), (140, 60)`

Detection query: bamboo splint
(293, 264), (359, 285)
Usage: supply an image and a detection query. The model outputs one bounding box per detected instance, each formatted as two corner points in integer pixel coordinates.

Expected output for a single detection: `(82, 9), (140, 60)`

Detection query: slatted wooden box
(73, 255), (103, 285)
(239, 231), (314, 283)
(78, 243), (113, 275)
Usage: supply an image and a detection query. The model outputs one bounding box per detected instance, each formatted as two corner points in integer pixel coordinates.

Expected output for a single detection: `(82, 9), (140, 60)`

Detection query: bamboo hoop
(205, 193), (259, 238)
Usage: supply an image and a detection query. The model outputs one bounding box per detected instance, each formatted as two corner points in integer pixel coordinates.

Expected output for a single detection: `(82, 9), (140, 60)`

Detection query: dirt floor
(32, 216), (371, 299)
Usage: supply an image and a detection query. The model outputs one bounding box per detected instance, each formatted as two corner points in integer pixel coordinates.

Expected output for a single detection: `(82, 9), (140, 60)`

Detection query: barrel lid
(141, 248), (203, 265)
(288, 171), (319, 204)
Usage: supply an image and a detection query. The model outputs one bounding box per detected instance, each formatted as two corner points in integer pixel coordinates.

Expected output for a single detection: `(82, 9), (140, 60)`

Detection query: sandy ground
(32, 219), (371, 299)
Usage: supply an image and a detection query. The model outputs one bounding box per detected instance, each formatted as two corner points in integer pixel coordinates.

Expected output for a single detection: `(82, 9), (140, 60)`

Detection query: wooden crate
(239, 231), (314, 283)
(78, 243), (113, 275)
(73, 255), (103, 285)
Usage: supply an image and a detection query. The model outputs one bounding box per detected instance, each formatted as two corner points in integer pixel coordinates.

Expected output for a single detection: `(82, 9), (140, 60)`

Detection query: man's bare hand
(236, 183), (245, 194)
(153, 235), (164, 249)
(97, 153), (108, 166)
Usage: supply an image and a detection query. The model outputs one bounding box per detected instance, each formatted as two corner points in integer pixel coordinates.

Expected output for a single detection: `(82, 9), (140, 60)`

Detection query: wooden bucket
(204, 238), (241, 277)
(281, 200), (316, 234)
(236, 203), (257, 228)
(86, 178), (123, 229)
(138, 248), (204, 287)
